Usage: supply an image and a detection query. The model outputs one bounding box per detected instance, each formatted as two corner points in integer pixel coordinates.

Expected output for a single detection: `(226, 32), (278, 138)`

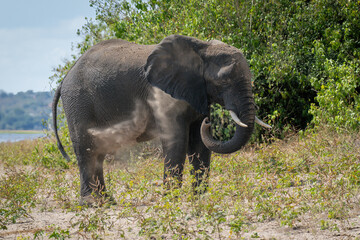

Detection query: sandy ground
(1, 141), (360, 239)
(1, 200), (359, 239)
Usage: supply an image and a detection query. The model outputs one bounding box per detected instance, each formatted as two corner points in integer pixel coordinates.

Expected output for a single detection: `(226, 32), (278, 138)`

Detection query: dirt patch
(1, 132), (360, 239)
(1, 206), (359, 239)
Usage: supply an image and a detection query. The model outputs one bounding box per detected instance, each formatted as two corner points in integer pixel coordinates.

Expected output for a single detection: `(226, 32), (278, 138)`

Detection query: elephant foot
(79, 193), (116, 207)
(193, 186), (208, 196)
(192, 181), (209, 195)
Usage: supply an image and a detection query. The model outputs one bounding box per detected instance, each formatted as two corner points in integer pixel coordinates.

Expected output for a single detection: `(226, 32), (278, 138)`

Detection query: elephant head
(145, 35), (270, 154)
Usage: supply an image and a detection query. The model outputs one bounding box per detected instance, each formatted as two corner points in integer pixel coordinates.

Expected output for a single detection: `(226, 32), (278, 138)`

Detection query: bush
(309, 57), (360, 131)
(51, 0), (360, 145)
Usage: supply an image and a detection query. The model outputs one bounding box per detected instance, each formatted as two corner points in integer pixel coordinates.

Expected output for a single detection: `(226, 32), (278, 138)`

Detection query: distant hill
(0, 90), (52, 130)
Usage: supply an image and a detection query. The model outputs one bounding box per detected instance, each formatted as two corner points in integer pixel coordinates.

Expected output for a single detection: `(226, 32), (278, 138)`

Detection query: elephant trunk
(200, 95), (255, 154)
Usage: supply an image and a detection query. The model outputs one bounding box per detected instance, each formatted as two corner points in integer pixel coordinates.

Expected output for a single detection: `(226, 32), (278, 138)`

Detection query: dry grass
(0, 129), (360, 239)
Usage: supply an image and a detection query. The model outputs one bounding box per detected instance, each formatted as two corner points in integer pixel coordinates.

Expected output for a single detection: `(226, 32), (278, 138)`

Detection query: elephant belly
(87, 100), (156, 153)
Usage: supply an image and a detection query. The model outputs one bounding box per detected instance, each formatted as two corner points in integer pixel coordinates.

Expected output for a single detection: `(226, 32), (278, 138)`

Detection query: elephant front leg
(161, 131), (188, 191)
(188, 119), (211, 194)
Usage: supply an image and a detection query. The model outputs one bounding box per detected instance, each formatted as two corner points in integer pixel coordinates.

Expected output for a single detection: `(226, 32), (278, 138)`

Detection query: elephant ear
(144, 35), (208, 115)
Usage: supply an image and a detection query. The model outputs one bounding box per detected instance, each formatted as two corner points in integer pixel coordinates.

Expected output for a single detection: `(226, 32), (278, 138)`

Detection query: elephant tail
(52, 84), (70, 162)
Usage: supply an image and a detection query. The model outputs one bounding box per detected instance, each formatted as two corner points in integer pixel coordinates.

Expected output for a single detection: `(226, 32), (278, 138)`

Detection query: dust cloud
(147, 87), (189, 145)
(87, 101), (150, 153)
(87, 87), (189, 156)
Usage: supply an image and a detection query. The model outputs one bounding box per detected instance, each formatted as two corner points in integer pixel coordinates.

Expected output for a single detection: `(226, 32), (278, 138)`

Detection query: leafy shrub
(50, 0), (360, 145)
(210, 104), (236, 141)
(310, 57), (360, 131)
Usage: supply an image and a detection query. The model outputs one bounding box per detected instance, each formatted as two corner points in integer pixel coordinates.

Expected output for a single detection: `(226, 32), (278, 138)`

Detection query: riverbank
(0, 130), (46, 143)
(0, 130), (44, 134)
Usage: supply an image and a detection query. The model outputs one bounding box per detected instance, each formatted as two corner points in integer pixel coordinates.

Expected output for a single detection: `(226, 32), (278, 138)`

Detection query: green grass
(0, 129), (359, 239)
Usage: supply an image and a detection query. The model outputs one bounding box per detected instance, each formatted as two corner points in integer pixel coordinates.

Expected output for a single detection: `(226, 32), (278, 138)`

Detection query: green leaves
(310, 58), (360, 131)
(51, 0), (360, 143)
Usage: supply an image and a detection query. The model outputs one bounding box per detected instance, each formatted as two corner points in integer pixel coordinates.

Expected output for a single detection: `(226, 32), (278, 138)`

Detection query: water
(0, 132), (46, 143)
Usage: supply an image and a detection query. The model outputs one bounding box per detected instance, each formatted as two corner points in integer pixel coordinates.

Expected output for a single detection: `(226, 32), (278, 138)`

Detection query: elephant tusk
(229, 111), (248, 128)
(255, 116), (272, 129)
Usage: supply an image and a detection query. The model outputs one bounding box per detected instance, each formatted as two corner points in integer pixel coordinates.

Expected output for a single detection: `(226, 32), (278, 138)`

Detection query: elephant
(52, 35), (271, 205)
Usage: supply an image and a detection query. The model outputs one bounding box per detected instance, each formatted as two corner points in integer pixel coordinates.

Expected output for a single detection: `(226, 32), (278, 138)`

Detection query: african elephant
(52, 35), (270, 205)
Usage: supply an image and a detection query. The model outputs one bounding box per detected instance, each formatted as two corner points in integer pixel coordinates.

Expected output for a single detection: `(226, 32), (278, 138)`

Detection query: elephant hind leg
(77, 151), (102, 204)
(74, 140), (109, 206)
(78, 151), (116, 206)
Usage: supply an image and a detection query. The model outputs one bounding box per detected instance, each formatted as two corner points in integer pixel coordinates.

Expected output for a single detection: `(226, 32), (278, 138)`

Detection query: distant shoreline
(0, 130), (45, 134)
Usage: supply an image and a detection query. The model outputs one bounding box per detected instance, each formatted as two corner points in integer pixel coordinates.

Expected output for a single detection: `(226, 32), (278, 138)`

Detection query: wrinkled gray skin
(53, 35), (255, 205)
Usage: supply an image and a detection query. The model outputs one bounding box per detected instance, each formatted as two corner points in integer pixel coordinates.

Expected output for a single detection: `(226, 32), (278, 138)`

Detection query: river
(0, 132), (46, 143)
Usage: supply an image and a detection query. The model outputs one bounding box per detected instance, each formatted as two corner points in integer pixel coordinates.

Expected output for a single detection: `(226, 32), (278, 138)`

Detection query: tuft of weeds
(0, 137), (75, 169)
(0, 168), (39, 229)
(71, 206), (112, 239)
(48, 226), (70, 239)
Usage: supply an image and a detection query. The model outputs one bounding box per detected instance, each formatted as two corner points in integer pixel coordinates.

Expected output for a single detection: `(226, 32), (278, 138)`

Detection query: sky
(0, 0), (96, 93)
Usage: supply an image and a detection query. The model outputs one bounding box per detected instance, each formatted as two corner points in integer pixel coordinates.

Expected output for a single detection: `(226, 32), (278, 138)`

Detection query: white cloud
(0, 16), (87, 93)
